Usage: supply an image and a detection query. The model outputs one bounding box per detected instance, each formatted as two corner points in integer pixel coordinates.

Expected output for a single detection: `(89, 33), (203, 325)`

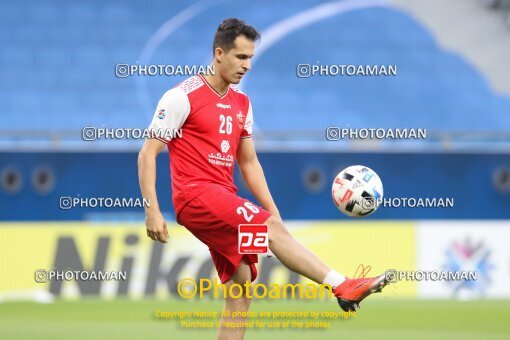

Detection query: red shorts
(176, 184), (272, 283)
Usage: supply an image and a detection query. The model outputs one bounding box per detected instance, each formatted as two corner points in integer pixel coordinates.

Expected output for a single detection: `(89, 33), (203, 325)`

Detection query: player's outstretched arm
(138, 138), (169, 243)
(237, 137), (281, 221)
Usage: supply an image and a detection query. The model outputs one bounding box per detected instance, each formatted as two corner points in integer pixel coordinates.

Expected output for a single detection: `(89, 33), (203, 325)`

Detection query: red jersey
(148, 75), (254, 215)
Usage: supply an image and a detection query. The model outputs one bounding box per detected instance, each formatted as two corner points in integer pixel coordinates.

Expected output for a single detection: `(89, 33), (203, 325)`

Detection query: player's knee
(241, 294), (252, 309)
(224, 283), (252, 309)
(266, 216), (291, 243)
(227, 293), (252, 309)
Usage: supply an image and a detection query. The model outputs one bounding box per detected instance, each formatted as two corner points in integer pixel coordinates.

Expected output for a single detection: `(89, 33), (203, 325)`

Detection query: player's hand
(145, 211), (169, 243)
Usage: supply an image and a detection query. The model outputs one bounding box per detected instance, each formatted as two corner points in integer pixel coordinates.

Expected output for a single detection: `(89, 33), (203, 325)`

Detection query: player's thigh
(180, 187), (271, 235)
(223, 262), (253, 307)
(230, 260), (252, 285)
(262, 215), (292, 243)
(209, 189), (271, 227)
(178, 186), (272, 283)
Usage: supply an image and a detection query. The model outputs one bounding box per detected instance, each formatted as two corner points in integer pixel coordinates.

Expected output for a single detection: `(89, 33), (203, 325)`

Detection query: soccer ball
(331, 165), (383, 217)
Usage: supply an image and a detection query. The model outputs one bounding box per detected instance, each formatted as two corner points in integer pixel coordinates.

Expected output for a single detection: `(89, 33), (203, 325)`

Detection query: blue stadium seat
(1, 0), (509, 134)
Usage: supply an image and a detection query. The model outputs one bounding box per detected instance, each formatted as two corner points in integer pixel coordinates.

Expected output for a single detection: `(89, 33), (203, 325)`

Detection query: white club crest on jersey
(236, 111), (244, 128)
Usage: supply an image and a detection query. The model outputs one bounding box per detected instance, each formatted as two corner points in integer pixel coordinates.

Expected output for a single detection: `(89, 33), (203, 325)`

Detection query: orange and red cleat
(333, 265), (389, 312)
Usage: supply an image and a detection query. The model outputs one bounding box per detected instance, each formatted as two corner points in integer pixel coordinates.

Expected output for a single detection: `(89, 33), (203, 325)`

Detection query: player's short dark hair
(213, 18), (260, 54)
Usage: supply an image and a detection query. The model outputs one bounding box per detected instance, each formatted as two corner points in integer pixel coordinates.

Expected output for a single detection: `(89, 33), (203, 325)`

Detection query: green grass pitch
(1, 299), (509, 339)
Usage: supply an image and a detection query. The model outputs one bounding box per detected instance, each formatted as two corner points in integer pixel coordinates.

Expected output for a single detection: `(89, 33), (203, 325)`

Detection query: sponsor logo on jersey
(216, 103), (231, 109)
(157, 109), (166, 119)
(221, 140), (230, 153)
(208, 153), (233, 167)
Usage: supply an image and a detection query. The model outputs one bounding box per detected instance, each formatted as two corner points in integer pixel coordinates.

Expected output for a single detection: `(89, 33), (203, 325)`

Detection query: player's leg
(178, 185), (386, 314)
(216, 261), (252, 340)
(264, 215), (331, 283)
(264, 215), (388, 311)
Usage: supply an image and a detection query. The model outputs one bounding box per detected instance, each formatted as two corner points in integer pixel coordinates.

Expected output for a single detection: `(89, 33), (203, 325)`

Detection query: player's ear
(214, 47), (224, 63)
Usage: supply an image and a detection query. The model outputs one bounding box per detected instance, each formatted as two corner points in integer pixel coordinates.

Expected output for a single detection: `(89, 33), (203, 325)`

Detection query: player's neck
(202, 74), (230, 97)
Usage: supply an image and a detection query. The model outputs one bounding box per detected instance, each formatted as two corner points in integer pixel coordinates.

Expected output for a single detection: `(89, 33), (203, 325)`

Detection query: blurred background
(1, 0), (510, 339)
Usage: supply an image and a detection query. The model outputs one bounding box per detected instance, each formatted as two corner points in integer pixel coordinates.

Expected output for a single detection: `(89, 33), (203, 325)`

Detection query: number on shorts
(236, 201), (260, 222)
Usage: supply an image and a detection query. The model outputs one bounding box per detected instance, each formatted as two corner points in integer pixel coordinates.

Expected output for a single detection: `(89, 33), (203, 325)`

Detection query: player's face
(216, 35), (254, 84)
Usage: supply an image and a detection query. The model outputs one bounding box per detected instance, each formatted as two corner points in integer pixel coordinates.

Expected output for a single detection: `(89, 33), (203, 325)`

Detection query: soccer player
(138, 18), (388, 340)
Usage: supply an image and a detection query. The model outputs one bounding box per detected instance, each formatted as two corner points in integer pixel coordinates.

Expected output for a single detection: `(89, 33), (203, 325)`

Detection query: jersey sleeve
(148, 87), (191, 144)
(240, 100), (253, 139)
